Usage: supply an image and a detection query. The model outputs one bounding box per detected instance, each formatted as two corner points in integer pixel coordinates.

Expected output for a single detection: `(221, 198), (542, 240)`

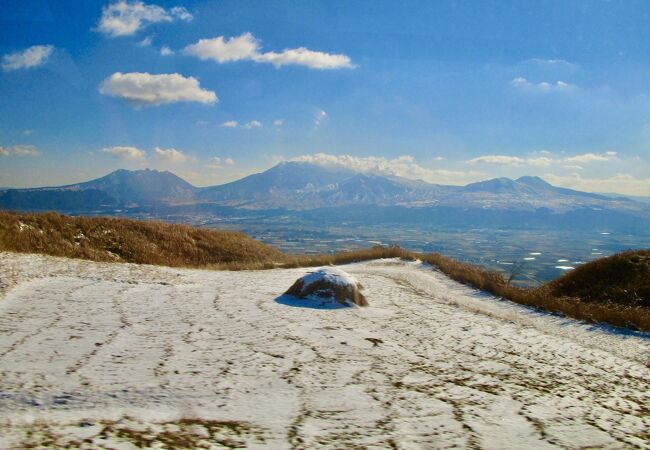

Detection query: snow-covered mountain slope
(4, 164), (648, 218)
(0, 253), (648, 449)
(198, 163), (645, 213)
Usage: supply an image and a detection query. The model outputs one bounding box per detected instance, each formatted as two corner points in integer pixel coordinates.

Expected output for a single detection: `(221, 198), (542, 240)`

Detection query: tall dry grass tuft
(1, 210), (649, 331)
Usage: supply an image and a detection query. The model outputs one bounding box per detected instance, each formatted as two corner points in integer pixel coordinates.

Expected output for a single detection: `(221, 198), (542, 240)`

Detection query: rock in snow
(285, 266), (368, 306)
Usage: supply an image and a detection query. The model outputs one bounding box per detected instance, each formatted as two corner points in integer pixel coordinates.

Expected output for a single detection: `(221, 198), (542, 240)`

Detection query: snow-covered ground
(0, 252), (648, 449)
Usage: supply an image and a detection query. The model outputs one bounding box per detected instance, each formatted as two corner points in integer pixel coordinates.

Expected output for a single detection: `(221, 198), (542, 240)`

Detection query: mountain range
(1, 162), (649, 230)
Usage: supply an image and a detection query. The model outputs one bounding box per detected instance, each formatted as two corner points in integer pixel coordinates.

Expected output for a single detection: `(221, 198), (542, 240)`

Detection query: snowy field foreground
(0, 252), (649, 449)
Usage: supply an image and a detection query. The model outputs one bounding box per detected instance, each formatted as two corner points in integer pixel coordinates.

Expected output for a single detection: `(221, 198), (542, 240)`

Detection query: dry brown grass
(547, 249), (650, 308)
(0, 210), (285, 268)
(1, 210), (649, 331)
(419, 251), (650, 331)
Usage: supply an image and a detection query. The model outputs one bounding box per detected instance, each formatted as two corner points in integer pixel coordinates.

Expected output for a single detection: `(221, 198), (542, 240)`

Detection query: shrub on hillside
(547, 250), (650, 308)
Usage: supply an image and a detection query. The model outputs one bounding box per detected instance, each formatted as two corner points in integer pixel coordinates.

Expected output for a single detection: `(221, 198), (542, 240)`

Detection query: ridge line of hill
(1, 210), (648, 332)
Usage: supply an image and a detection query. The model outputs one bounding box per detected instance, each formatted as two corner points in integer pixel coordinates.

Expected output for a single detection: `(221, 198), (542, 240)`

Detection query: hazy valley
(3, 163), (650, 284)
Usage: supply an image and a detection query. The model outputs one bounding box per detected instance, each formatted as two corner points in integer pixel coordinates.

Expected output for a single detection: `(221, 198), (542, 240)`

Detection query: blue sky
(1, 0), (650, 194)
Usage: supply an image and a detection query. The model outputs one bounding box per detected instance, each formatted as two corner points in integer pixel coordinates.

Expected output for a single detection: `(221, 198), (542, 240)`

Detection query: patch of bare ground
(15, 417), (265, 449)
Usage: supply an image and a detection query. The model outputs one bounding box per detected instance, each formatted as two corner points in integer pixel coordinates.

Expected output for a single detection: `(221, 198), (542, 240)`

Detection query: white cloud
(468, 151), (619, 167)
(207, 156), (235, 169)
(160, 46), (174, 56)
(22, 129), (34, 136)
(207, 157), (223, 169)
(1, 45), (54, 71)
(287, 151), (641, 191)
(137, 36), (152, 46)
(511, 77), (576, 92)
(169, 6), (192, 21)
(255, 47), (354, 69)
(510, 77), (528, 88)
(0, 145), (40, 157)
(242, 120), (262, 129)
(184, 33), (259, 63)
(526, 156), (554, 167)
(430, 169), (487, 185)
(154, 147), (187, 163)
(292, 153), (417, 177)
(562, 164), (584, 171)
(101, 146), (146, 160)
(273, 119), (285, 127)
(564, 151), (617, 163)
(529, 58), (579, 69)
(468, 155), (526, 166)
(314, 109), (327, 127)
(97, 0), (193, 37)
(268, 154), (286, 166)
(220, 120), (261, 129)
(99, 72), (217, 107)
(183, 32), (354, 69)
(544, 172), (650, 196)
(291, 153), (484, 185)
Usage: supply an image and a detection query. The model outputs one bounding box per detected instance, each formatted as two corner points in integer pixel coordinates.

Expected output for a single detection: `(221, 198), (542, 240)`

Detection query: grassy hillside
(1, 210), (648, 331)
(0, 211), (285, 268)
(547, 250), (650, 308)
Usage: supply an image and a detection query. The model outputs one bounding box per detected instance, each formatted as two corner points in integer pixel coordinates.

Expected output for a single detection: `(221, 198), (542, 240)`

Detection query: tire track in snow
(0, 280), (96, 359)
(65, 284), (134, 376)
(346, 264), (650, 448)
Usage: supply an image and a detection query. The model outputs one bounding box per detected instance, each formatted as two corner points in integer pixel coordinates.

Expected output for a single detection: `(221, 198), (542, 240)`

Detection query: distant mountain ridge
(0, 169), (197, 211)
(0, 163), (647, 218)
